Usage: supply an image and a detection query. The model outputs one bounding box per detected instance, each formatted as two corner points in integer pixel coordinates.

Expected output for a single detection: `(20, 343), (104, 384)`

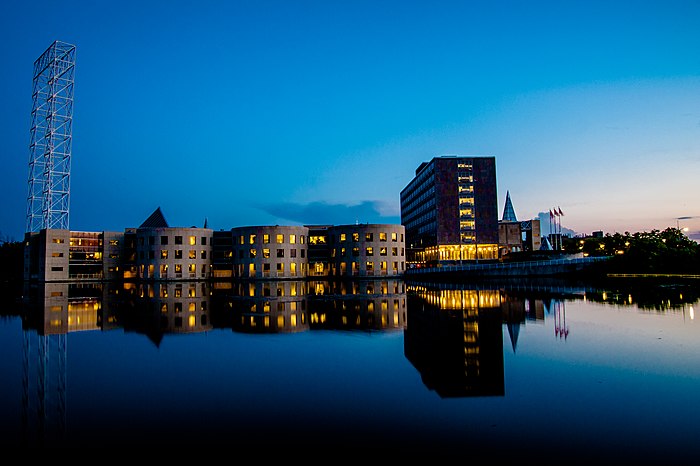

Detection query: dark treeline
(0, 241), (23, 283)
(563, 227), (700, 275)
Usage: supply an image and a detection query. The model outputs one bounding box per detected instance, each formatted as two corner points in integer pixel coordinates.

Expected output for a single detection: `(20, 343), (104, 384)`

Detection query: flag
(558, 206), (564, 216)
(549, 209), (554, 219)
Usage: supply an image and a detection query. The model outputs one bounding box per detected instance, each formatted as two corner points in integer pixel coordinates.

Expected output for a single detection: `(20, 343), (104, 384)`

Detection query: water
(1, 278), (698, 460)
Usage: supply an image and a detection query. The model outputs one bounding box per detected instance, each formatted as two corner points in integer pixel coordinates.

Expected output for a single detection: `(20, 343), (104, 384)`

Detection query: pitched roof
(501, 190), (518, 222)
(139, 207), (169, 228)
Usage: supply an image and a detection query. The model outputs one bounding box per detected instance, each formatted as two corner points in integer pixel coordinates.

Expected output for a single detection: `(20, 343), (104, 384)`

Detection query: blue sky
(1, 0), (699, 241)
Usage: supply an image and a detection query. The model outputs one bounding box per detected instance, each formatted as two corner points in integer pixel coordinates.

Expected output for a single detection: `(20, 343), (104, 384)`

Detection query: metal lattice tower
(26, 41), (76, 233)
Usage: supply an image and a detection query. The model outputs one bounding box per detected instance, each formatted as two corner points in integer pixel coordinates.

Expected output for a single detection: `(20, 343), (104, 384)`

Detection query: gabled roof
(502, 190), (517, 222)
(139, 207), (169, 229)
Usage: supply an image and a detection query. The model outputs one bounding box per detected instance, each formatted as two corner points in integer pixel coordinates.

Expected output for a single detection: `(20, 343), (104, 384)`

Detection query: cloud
(256, 200), (401, 226)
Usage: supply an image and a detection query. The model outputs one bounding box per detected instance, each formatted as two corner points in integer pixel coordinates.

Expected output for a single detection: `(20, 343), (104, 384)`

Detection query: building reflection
(306, 279), (407, 332)
(119, 281), (212, 344)
(404, 284), (506, 398)
(210, 280), (310, 333)
(208, 278), (407, 333)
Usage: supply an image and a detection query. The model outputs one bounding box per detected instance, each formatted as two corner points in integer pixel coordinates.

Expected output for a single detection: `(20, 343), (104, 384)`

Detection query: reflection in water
(404, 286), (505, 398)
(16, 277), (699, 446)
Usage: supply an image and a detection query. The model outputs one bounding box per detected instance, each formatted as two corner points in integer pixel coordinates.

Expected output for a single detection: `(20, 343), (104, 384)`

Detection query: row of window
(139, 235), (209, 246)
(137, 250), (209, 260)
(235, 233), (304, 245)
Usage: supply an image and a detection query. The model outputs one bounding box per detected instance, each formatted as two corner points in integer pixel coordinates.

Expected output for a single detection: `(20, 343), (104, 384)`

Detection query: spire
(139, 207), (169, 228)
(203, 217), (208, 229)
(502, 190), (517, 222)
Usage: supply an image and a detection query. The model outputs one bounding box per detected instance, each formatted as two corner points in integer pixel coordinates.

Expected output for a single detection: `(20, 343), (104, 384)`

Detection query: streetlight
(677, 216), (691, 233)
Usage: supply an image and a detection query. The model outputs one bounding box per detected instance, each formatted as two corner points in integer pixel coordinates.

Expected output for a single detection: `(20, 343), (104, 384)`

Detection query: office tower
(400, 156), (498, 265)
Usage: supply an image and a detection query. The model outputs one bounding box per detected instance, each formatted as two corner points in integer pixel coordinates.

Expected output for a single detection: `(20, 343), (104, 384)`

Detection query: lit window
(250, 248), (257, 258)
(263, 234), (270, 244)
(161, 250), (168, 259)
(379, 232), (387, 241)
(189, 250), (196, 259)
(391, 232), (397, 241)
(175, 250), (182, 259)
(380, 247), (387, 256)
(276, 234), (284, 244)
(289, 234), (296, 244)
(189, 236), (196, 246)
(263, 248), (270, 258)
(188, 264), (196, 273)
(366, 247), (374, 256)
(365, 232), (373, 241)
(175, 264), (182, 273)
(300, 235), (305, 244)
(352, 232), (359, 242)
(249, 234), (256, 244)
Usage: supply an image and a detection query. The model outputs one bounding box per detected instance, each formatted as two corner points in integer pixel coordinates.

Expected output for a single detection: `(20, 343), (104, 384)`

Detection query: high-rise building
(400, 155), (499, 265)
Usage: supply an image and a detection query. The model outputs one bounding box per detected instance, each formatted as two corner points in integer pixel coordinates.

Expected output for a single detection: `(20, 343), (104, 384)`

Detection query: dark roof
(139, 207), (169, 228)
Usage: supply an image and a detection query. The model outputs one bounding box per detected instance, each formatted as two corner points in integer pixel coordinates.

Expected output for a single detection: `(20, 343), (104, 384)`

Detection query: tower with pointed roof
(502, 191), (517, 222)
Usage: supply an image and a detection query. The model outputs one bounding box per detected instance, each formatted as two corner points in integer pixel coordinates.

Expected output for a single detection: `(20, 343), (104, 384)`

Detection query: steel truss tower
(26, 40), (76, 233)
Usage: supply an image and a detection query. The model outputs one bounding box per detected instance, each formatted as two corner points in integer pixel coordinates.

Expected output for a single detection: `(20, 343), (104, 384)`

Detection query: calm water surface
(1, 278), (698, 460)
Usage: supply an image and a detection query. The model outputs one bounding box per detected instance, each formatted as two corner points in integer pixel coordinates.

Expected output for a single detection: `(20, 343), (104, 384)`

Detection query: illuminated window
(309, 235), (326, 245)
(380, 247), (387, 256)
(189, 236), (196, 246)
(188, 264), (196, 273)
(366, 247), (374, 256)
(391, 232), (397, 241)
(160, 264), (168, 275)
(365, 232), (373, 241)
(366, 261), (374, 273)
(263, 234), (270, 244)
(379, 232), (387, 241)
(175, 250), (182, 259)
(300, 235), (305, 244)
(175, 264), (182, 273)
(341, 247), (346, 256)
(352, 232), (359, 242)
(249, 263), (256, 276)
(290, 262), (297, 276)
(340, 233), (346, 242)
(263, 248), (270, 258)
(189, 250), (196, 259)
(250, 248), (257, 258)
(277, 263), (284, 274)
(109, 239), (119, 246)
(289, 234), (296, 244)
(248, 234), (255, 244)
(52, 252), (63, 257)
(239, 236), (245, 245)
(275, 234), (283, 244)
(161, 250), (168, 259)
(352, 247), (359, 256)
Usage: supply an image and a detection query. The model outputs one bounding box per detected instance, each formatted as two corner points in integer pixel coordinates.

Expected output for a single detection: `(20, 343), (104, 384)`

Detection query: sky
(1, 0), (699, 242)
